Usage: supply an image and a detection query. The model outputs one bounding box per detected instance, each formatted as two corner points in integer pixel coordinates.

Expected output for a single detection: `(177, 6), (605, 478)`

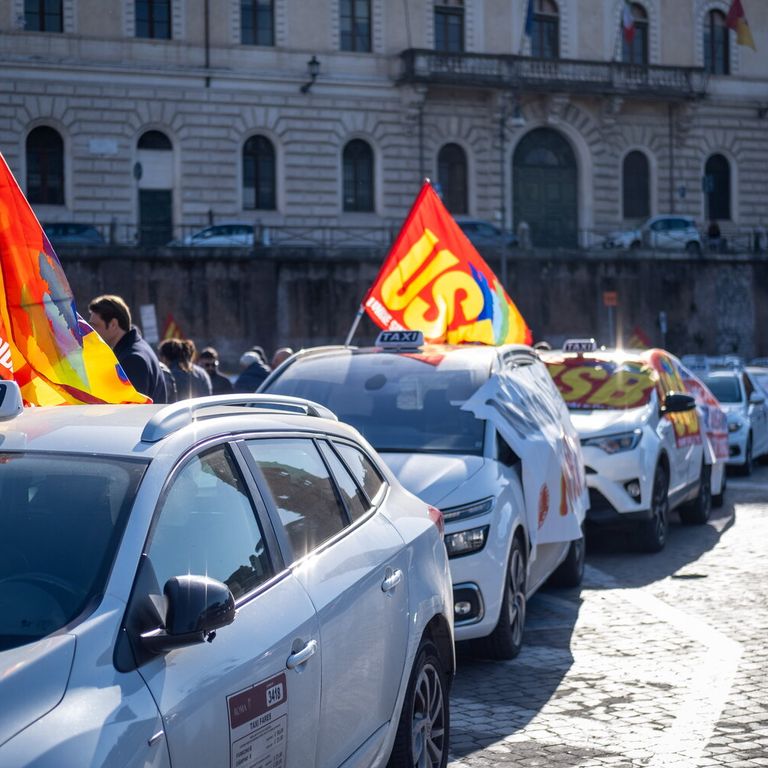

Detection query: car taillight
(428, 505), (444, 536)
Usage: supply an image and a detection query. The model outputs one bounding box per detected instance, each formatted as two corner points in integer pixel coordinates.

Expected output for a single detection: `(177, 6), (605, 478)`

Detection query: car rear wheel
(387, 639), (449, 768)
(474, 535), (526, 660)
(679, 462), (712, 525)
(547, 532), (585, 588)
(638, 464), (669, 552)
(685, 241), (702, 255)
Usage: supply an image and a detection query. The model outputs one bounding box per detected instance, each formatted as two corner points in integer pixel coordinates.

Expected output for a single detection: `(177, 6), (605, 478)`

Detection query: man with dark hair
(88, 294), (168, 403)
(197, 346), (234, 395)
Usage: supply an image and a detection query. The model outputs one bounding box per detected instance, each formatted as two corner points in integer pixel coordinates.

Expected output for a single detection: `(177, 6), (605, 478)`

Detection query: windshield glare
(266, 353), (487, 454)
(0, 454), (147, 651)
(703, 376), (743, 404)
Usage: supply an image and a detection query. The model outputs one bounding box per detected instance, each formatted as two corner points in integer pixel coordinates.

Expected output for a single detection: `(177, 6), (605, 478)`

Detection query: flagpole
(344, 303), (365, 347)
(518, 0), (531, 55)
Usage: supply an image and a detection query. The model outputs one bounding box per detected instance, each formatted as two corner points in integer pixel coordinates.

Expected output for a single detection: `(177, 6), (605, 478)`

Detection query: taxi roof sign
(0, 380), (24, 420)
(375, 330), (424, 349)
(563, 338), (597, 353)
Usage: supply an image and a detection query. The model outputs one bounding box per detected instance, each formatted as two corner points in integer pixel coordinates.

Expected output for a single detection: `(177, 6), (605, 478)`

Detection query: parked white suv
(602, 215), (702, 254)
(261, 332), (588, 660)
(0, 385), (454, 768)
(541, 343), (710, 552)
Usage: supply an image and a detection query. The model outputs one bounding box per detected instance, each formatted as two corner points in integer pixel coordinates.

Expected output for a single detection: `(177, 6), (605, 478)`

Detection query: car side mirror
(750, 392), (766, 406)
(661, 392), (696, 414)
(140, 574), (235, 655)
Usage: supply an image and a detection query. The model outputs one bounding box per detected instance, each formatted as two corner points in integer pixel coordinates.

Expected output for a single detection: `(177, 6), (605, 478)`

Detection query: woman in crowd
(158, 338), (212, 401)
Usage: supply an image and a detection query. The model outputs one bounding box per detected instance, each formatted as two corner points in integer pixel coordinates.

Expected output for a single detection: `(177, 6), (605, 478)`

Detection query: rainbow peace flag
(0, 152), (149, 405)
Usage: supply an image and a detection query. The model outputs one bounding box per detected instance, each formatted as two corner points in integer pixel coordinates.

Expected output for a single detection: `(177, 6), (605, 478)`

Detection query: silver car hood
(0, 635), (75, 747)
(569, 405), (650, 438)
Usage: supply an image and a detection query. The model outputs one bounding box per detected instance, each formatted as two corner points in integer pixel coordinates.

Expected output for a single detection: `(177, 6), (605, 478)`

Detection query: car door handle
(286, 639), (317, 670)
(381, 568), (403, 593)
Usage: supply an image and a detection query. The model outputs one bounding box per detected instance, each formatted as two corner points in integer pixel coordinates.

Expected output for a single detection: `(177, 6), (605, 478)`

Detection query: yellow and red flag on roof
(726, 0), (756, 50)
(363, 181), (531, 345)
(0, 152), (149, 405)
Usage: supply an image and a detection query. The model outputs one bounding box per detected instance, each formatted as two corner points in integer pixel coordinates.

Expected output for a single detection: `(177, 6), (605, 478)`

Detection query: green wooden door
(139, 189), (173, 247)
(513, 128), (578, 248)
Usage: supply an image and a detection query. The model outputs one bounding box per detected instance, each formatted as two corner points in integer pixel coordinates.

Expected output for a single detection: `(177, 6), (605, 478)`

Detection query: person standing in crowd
(158, 338), (212, 400)
(235, 345), (272, 392)
(270, 346), (294, 369)
(88, 294), (168, 403)
(197, 346), (234, 395)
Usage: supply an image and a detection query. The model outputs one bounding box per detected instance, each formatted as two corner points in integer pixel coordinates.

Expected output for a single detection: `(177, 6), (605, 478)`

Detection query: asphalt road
(448, 464), (768, 768)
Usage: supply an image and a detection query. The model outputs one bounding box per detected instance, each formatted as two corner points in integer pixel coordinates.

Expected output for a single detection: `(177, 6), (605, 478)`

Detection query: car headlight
(444, 526), (489, 557)
(581, 429), (642, 454)
(728, 419), (744, 433)
(441, 496), (495, 522)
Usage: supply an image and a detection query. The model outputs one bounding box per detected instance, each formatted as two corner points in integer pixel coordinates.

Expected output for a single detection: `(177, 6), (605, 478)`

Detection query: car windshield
(0, 454), (148, 651)
(544, 356), (655, 410)
(266, 352), (487, 454)
(703, 376), (743, 404)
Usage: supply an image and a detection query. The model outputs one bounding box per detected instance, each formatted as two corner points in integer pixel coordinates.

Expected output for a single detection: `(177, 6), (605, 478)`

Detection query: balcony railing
(400, 49), (708, 100)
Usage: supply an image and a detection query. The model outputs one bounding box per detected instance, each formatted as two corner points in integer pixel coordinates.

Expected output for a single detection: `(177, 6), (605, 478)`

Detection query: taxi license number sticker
(228, 673), (288, 768)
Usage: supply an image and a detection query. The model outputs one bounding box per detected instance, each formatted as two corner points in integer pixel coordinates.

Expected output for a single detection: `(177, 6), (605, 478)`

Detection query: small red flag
(162, 314), (184, 341)
(726, 0), (756, 50)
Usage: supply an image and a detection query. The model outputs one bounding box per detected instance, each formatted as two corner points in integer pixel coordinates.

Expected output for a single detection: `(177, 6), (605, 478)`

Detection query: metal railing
(400, 49), (708, 100)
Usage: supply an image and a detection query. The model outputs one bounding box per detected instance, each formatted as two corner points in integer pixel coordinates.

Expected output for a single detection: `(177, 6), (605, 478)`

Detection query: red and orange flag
(726, 0), (756, 50)
(0, 153), (149, 405)
(364, 182), (531, 345)
(162, 313), (185, 341)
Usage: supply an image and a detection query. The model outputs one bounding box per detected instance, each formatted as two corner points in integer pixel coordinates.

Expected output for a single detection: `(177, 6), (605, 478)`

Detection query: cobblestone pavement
(448, 464), (768, 768)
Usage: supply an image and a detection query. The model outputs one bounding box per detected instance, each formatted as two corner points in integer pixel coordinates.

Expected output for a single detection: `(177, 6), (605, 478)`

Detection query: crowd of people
(87, 294), (293, 404)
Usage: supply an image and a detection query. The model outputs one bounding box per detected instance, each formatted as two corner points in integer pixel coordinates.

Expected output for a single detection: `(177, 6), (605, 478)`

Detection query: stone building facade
(0, 0), (766, 249)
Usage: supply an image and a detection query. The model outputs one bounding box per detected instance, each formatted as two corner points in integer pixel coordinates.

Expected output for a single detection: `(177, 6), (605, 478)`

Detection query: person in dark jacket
(158, 338), (212, 400)
(88, 294), (168, 403)
(197, 347), (234, 395)
(234, 346), (272, 392)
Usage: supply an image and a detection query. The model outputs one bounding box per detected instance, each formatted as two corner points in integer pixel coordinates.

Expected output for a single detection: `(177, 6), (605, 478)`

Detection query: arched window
(705, 154), (731, 221)
(434, 0), (464, 52)
(340, 0), (371, 52)
(343, 140), (374, 212)
(622, 3), (648, 65)
(241, 0), (274, 46)
(437, 143), (468, 214)
(622, 151), (650, 220)
(243, 135), (276, 210)
(136, 0), (171, 39)
(531, 0), (559, 59)
(24, 0), (63, 32)
(138, 130), (172, 150)
(26, 126), (64, 205)
(704, 10), (729, 75)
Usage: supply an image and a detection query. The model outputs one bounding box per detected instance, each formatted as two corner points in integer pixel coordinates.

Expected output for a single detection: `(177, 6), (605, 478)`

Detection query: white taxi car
(261, 332), (588, 660)
(542, 342), (709, 552)
(0, 385), (453, 768)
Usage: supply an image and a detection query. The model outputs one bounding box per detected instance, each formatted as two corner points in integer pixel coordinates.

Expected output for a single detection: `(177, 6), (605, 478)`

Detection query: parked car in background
(169, 223), (255, 247)
(261, 331), (588, 661)
(700, 367), (768, 474)
(0, 386), (454, 768)
(43, 222), (105, 246)
(541, 341), (711, 552)
(455, 217), (518, 249)
(602, 215), (702, 254)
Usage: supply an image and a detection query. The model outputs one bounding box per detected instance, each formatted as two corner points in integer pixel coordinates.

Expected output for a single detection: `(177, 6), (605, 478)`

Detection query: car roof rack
(141, 394), (337, 443)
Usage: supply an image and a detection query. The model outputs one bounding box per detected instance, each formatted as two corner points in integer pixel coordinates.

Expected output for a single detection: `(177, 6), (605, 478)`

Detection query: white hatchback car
(169, 223), (255, 247)
(261, 334), (588, 660)
(0, 386), (454, 768)
(542, 344), (711, 552)
(602, 215), (702, 254)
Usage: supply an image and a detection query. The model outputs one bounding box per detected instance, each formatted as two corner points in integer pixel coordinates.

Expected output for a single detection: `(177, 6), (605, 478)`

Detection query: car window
(703, 375), (742, 404)
(544, 356), (655, 410)
(148, 446), (272, 601)
(266, 353), (486, 454)
(476, 223), (498, 237)
(318, 441), (369, 521)
(334, 441), (386, 505)
(650, 220), (665, 232)
(0, 454), (147, 651)
(246, 438), (348, 560)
